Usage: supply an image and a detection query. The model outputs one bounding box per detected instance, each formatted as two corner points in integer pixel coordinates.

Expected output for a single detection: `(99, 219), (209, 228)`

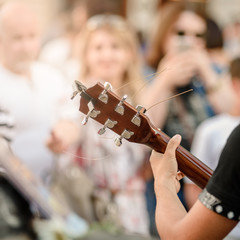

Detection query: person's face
(164, 11), (206, 54)
(0, 14), (40, 74)
(85, 29), (131, 84)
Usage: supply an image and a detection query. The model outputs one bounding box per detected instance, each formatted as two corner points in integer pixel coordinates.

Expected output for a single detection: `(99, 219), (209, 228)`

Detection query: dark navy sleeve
(199, 124), (240, 221)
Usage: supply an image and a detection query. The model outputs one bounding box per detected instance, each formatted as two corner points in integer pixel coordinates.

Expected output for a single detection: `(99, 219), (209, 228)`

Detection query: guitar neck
(147, 125), (213, 189)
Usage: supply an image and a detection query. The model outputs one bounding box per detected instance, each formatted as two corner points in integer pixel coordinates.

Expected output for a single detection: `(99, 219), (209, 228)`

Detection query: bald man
(0, 2), (79, 180)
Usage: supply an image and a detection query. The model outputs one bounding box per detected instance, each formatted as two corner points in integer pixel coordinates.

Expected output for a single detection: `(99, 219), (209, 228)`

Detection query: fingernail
(173, 134), (181, 142)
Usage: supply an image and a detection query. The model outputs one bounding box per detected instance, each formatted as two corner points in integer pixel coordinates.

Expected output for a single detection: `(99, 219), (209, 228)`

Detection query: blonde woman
(71, 14), (149, 235)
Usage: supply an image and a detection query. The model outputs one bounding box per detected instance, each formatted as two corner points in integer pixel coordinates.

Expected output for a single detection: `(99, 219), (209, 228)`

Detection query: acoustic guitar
(72, 80), (213, 189)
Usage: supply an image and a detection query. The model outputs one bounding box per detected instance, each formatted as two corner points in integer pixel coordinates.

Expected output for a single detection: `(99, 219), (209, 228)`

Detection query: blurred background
(1, 0), (240, 239)
(0, 0), (239, 45)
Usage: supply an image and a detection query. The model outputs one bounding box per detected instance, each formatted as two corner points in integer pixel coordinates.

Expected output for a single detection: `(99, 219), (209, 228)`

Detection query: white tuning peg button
(98, 119), (117, 135)
(114, 129), (134, 147)
(131, 105), (146, 127)
(115, 94), (127, 115)
(98, 82), (112, 104)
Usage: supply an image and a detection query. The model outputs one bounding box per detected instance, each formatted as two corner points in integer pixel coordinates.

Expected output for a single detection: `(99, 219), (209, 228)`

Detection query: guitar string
(63, 150), (112, 161)
(146, 89), (193, 112)
(130, 67), (169, 101)
(114, 66), (169, 99)
(62, 131), (115, 161)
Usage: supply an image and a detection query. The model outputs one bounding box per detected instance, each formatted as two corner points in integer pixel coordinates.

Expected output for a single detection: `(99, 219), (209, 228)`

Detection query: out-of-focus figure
(69, 14), (150, 235)
(223, 20), (240, 59)
(39, 0), (88, 80)
(205, 18), (230, 75)
(0, 2), (79, 183)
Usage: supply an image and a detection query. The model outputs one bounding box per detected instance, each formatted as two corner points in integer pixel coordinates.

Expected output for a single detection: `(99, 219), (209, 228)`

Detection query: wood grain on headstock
(78, 82), (213, 189)
(80, 82), (152, 144)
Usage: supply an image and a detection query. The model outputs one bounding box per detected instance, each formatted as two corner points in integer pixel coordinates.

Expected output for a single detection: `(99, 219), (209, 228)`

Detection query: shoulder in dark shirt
(199, 123), (240, 221)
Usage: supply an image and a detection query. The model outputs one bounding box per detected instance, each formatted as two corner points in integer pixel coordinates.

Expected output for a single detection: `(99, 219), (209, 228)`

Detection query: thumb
(165, 134), (182, 159)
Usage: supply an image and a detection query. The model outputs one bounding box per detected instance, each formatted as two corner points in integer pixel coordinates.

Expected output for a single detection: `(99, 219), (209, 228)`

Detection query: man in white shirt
(184, 58), (240, 240)
(0, 2), (79, 181)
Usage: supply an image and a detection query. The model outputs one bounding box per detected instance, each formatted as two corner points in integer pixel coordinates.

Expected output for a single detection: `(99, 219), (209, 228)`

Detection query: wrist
(154, 175), (178, 198)
(205, 73), (224, 94)
(156, 73), (175, 95)
(200, 67), (220, 92)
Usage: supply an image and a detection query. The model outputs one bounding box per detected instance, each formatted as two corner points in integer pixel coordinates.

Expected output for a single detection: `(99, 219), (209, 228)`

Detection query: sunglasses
(175, 30), (206, 39)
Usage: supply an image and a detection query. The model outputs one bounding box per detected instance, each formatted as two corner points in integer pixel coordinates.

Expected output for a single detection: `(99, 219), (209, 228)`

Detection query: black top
(199, 124), (240, 221)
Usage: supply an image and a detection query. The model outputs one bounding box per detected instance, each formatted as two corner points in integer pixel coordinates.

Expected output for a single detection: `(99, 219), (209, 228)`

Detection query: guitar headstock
(72, 80), (153, 146)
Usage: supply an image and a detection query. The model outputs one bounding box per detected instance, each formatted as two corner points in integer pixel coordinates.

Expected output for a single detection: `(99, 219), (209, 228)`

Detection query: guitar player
(149, 127), (240, 240)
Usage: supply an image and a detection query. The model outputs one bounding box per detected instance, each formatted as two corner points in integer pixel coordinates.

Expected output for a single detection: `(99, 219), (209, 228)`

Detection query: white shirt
(191, 114), (240, 170)
(0, 62), (72, 180)
(39, 38), (80, 81)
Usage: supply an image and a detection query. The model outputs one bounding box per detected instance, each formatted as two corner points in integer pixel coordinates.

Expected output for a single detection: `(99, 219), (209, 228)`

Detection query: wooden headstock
(78, 81), (153, 146)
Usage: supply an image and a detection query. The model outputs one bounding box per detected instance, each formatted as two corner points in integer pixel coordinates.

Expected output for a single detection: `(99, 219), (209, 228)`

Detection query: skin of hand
(150, 134), (184, 195)
(160, 48), (219, 91)
(159, 51), (198, 90)
(149, 134), (237, 240)
(144, 51), (199, 128)
(46, 119), (80, 154)
(145, 47), (229, 128)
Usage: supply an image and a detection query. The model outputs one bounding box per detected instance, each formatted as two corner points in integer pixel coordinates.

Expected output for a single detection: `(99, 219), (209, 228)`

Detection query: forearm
(150, 136), (237, 240)
(155, 179), (187, 239)
(184, 183), (202, 209)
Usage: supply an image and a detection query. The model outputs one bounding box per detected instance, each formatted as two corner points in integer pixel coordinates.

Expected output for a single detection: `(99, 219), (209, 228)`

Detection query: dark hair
(230, 58), (240, 79)
(206, 18), (223, 49)
(145, 2), (206, 69)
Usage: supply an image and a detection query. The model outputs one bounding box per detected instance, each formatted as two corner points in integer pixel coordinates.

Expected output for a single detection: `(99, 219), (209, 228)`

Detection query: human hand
(158, 51), (198, 90)
(150, 134), (184, 196)
(46, 120), (80, 154)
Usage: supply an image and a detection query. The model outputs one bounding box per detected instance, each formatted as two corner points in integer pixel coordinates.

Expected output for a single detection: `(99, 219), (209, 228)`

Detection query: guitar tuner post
(98, 82), (112, 104)
(82, 101), (100, 125)
(71, 80), (87, 99)
(131, 105), (146, 127)
(98, 119), (117, 135)
(115, 94), (128, 115)
(114, 129), (134, 147)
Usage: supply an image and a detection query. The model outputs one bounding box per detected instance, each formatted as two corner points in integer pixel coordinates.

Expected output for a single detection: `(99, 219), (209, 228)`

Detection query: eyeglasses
(175, 30), (206, 39)
(86, 14), (128, 31)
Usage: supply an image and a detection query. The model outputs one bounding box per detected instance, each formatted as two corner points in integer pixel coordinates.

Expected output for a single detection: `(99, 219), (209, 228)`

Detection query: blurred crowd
(0, 0), (240, 239)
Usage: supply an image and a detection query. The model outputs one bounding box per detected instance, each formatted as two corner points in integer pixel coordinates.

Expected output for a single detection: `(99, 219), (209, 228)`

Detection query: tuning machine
(115, 94), (127, 115)
(98, 119), (117, 135)
(82, 101), (100, 125)
(131, 105), (146, 127)
(98, 82), (112, 104)
(71, 80), (87, 99)
(114, 129), (134, 147)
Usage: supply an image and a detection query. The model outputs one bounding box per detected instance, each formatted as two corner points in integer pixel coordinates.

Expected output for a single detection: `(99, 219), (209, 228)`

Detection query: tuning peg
(114, 129), (134, 147)
(115, 94), (127, 115)
(131, 105), (146, 127)
(98, 119), (118, 135)
(82, 101), (100, 125)
(71, 80), (87, 99)
(98, 82), (112, 104)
